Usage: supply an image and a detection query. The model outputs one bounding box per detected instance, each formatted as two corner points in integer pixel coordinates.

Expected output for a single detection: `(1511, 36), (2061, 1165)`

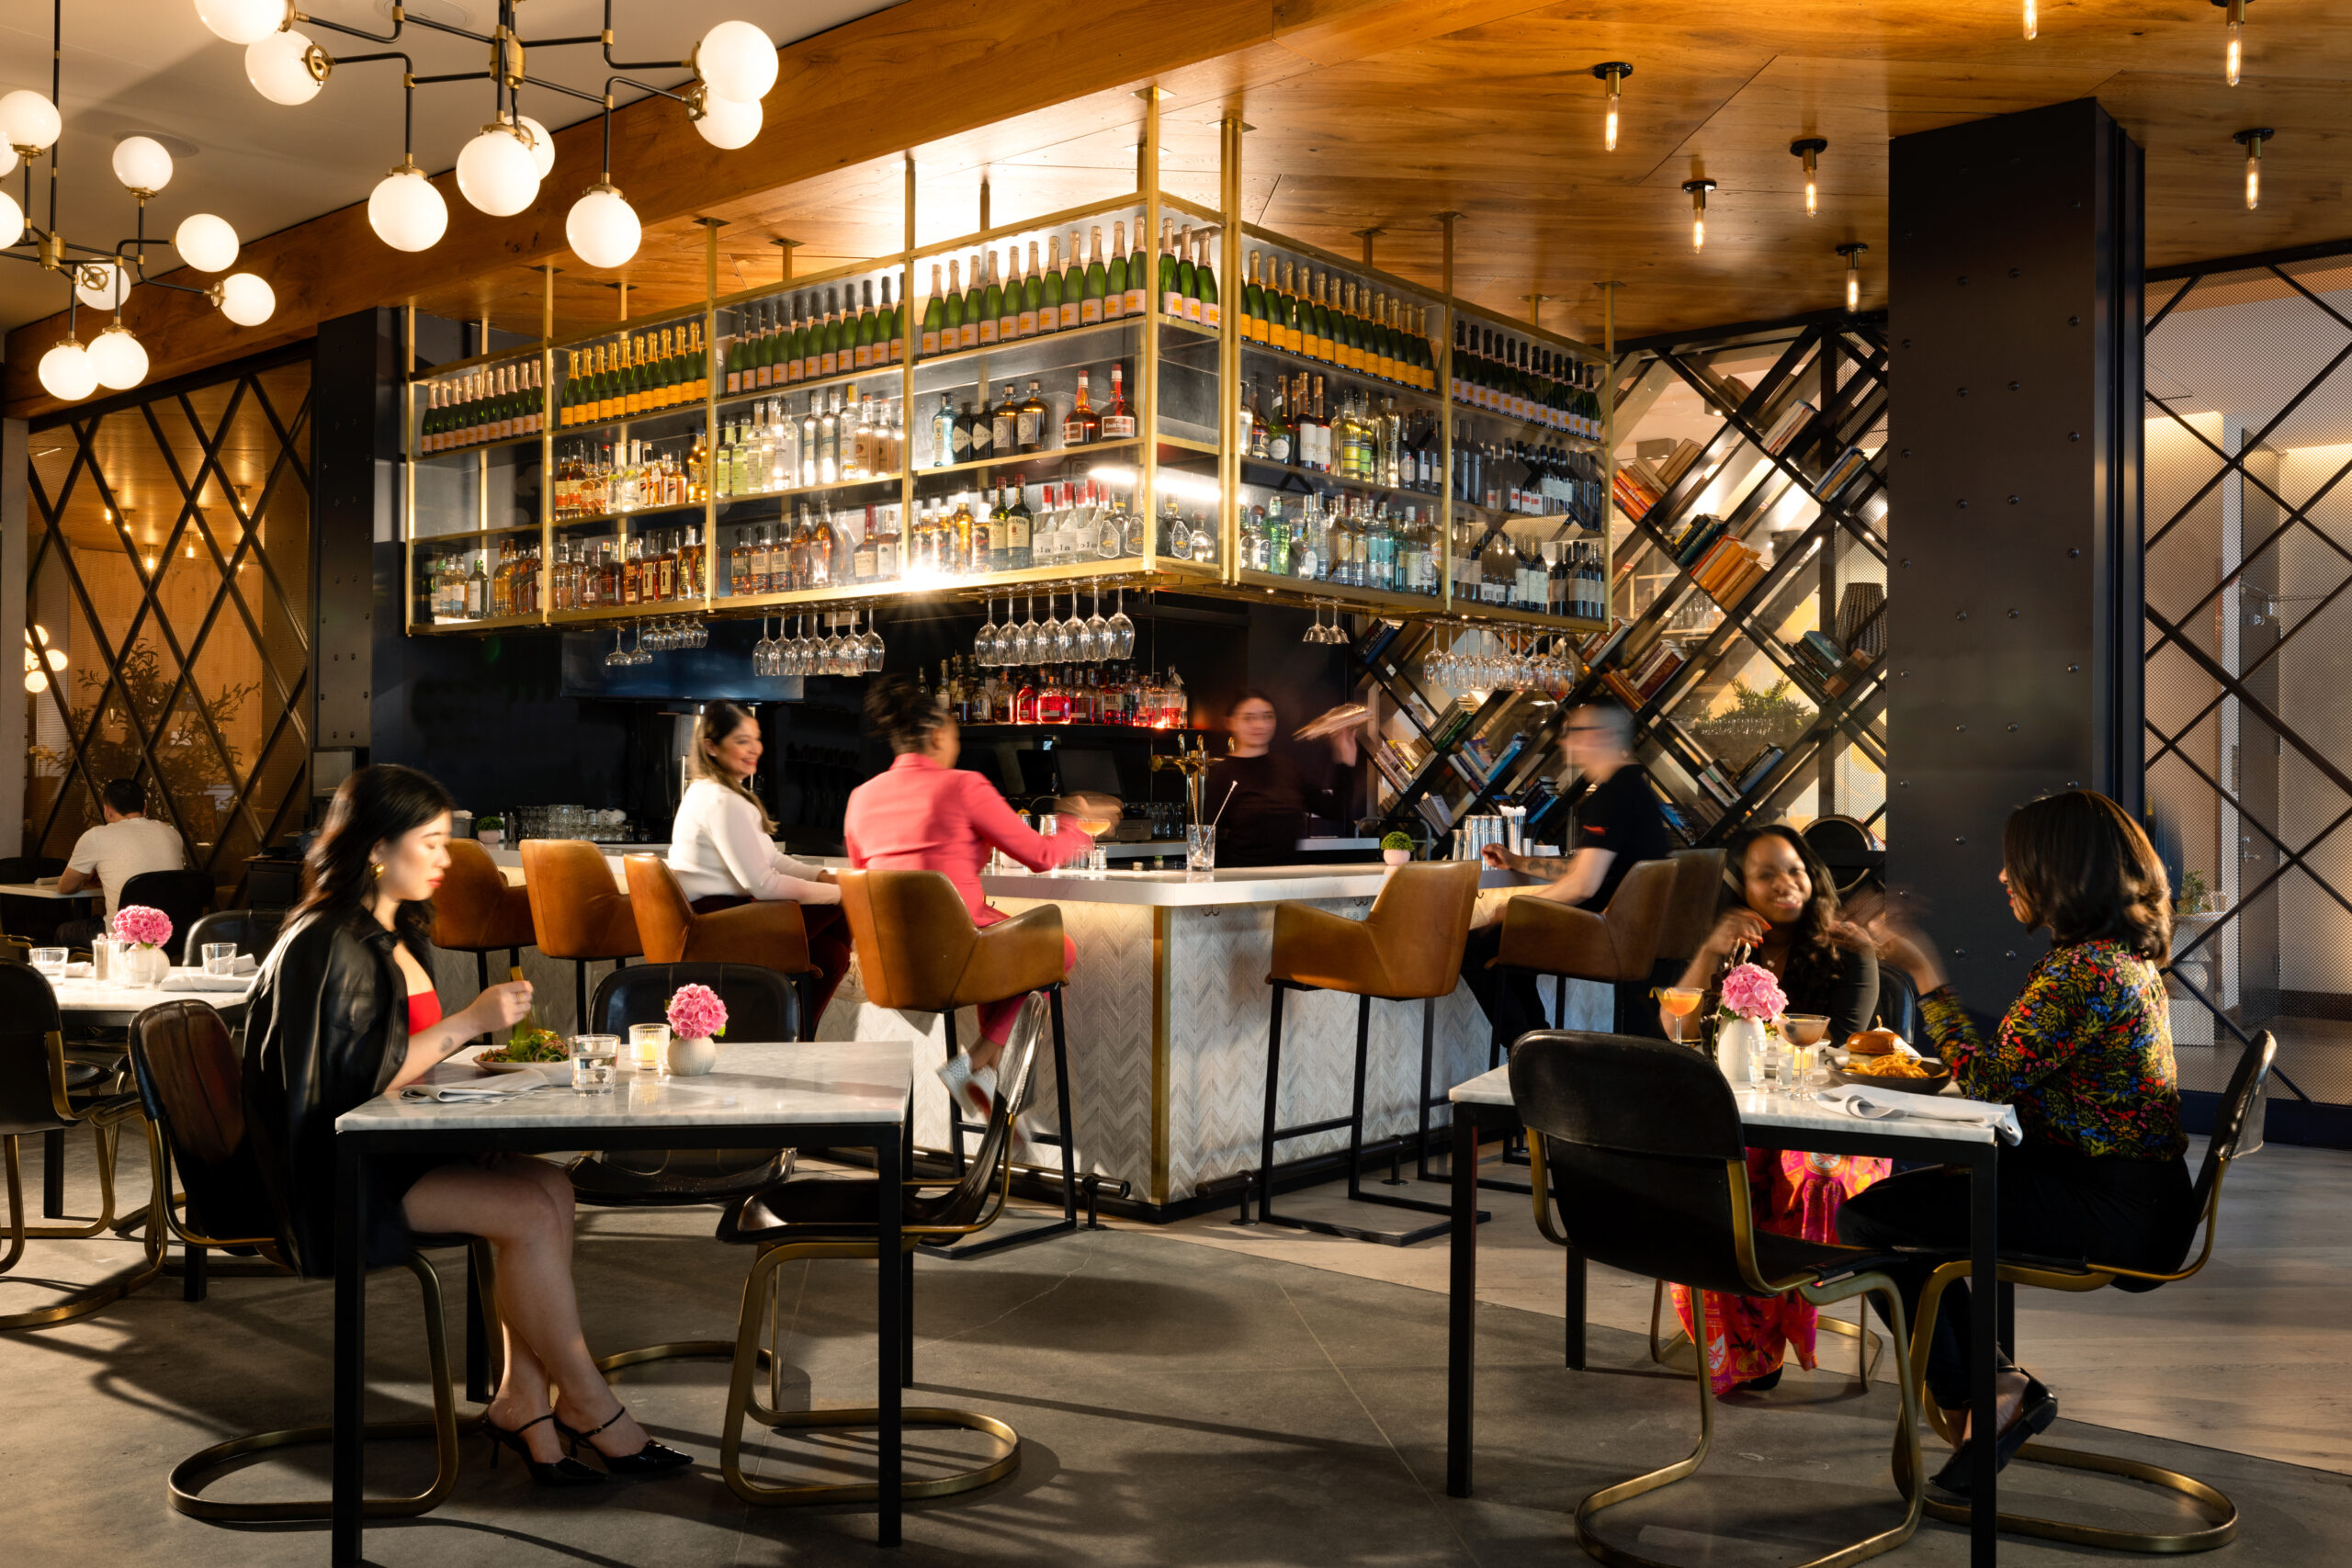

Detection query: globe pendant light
(195, 0), (289, 46)
(213, 272), (276, 326)
(75, 260), (131, 311)
(514, 114), (556, 177)
(38, 341), (98, 403)
(86, 325), (149, 390)
(247, 28), (329, 106)
(111, 135), (175, 195)
(456, 123), (539, 216)
(173, 211), (240, 271)
(0, 190), (22, 252)
(695, 19), (778, 103)
(0, 89), (62, 153)
(566, 184), (640, 270)
(368, 162), (447, 252)
(691, 89), (761, 151)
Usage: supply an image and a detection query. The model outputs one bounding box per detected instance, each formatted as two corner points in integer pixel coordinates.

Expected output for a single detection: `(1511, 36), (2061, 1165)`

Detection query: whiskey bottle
(1064, 369), (1100, 447)
(1016, 380), (1048, 455)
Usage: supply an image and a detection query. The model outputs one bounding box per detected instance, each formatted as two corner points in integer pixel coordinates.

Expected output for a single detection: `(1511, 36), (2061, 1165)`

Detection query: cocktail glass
(1657, 987), (1705, 1046)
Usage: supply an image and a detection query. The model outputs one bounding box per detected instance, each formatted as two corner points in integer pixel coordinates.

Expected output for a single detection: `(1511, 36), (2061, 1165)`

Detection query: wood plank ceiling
(12, 0), (2352, 412)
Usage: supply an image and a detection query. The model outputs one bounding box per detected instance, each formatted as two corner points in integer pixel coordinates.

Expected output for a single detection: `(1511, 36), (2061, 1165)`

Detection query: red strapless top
(406, 989), (442, 1034)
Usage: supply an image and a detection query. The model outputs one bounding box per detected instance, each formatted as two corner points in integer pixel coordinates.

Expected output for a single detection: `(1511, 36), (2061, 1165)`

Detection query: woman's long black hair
(2003, 790), (2172, 960)
(1716, 823), (1849, 1006)
(295, 763), (453, 949)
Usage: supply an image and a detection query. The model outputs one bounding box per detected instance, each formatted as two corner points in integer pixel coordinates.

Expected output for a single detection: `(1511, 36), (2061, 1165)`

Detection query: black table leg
(1564, 1242), (1587, 1371)
(42, 1129), (63, 1218)
(182, 1243), (209, 1303)
(465, 1245), (491, 1404)
(332, 1141), (368, 1565)
(1446, 1108), (1478, 1498)
(876, 1126), (902, 1547)
(1970, 1145), (1998, 1567)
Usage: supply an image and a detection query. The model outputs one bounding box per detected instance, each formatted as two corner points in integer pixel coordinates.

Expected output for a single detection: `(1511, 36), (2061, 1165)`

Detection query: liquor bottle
(1063, 369), (1100, 446)
(1125, 221), (1148, 317)
(1083, 227), (1108, 324)
(820, 389), (843, 485)
(1103, 220), (1126, 321)
(933, 392), (958, 468)
(1016, 380), (1048, 455)
(1161, 219), (1183, 318)
(1265, 376), (1294, 464)
(989, 380), (1022, 461)
(1101, 363), (1136, 440)
(1195, 231), (1218, 329)
(873, 506), (901, 581)
(967, 386), (993, 462)
(1038, 236), (1062, 333)
(1006, 479), (1034, 570)
(982, 485), (1007, 572)
(978, 253), (1002, 347)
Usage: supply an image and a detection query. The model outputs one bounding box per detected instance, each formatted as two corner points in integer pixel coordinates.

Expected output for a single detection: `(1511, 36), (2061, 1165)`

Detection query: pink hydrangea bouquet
(1718, 962), (1787, 1023)
(665, 983), (728, 1043)
(113, 904), (174, 951)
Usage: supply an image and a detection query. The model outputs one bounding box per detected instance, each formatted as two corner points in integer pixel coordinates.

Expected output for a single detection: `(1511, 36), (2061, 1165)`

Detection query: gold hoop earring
(370, 862), (385, 881)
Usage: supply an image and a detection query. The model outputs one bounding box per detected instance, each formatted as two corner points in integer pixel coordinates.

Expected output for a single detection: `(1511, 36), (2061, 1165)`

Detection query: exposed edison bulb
(1605, 96), (1620, 153)
(2245, 153), (2260, 210)
(2225, 0), (2245, 86)
(1805, 174), (1818, 217)
(1592, 63), (1631, 154)
(1692, 214), (1705, 251)
(1847, 265), (1860, 311)
(1684, 179), (1714, 254)
(2023, 0), (2037, 40)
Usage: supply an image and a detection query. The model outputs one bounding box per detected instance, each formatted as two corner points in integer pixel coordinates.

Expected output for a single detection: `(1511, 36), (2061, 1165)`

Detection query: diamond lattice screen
(24, 355), (312, 897)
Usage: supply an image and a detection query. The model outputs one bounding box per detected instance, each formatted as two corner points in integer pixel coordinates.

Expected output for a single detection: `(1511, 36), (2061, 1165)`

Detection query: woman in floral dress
(1659, 825), (1881, 1393)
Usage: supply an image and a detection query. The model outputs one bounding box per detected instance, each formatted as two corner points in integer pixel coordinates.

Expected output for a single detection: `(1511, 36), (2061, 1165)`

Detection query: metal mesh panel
(2146, 254), (2352, 1109)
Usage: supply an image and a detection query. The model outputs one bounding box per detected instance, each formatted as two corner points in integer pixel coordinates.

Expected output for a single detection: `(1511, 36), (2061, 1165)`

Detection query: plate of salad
(475, 1025), (567, 1071)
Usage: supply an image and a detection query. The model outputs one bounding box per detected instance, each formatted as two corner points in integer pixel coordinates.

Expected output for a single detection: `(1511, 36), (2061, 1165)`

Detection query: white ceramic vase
(1716, 1016), (1764, 1086)
(122, 943), (170, 987)
(666, 1034), (717, 1077)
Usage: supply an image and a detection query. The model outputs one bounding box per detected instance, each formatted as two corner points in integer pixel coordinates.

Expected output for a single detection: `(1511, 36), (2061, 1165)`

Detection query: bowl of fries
(1834, 1050), (1952, 1096)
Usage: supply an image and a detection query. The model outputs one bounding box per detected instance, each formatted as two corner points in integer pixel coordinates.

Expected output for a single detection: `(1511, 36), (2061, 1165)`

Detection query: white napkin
(400, 1066), (557, 1101)
(1816, 1084), (2023, 1145)
(161, 969), (255, 993)
(62, 962), (93, 978)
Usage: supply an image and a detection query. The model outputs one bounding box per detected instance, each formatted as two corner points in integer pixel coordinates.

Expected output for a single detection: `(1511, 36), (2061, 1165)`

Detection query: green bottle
(1194, 232), (1217, 330)
(1028, 242), (1052, 334)
(962, 255), (987, 347)
(1058, 231), (1082, 329)
(1103, 220), (1126, 321)
(882, 275), (902, 363)
(1166, 221), (1190, 318)
(943, 259), (966, 351)
(1085, 226), (1110, 325)
(979, 253), (1003, 345)
(922, 263), (947, 357)
(856, 279), (877, 369)
(1126, 221), (1148, 317)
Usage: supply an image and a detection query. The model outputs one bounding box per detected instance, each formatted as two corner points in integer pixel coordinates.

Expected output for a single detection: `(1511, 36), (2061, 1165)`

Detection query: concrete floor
(5, 1131), (2350, 1567)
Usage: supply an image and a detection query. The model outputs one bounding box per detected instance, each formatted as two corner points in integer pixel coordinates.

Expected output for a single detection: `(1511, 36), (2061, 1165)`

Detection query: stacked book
(1613, 438), (1705, 522)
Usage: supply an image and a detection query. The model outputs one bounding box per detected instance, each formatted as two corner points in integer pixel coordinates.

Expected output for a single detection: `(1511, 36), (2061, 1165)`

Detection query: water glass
(1186, 825), (1216, 874)
(202, 942), (239, 976)
(570, 1033), (620, 1095)
(89, 936), (115, 982)
(1785, 1043), (1818, 1101)
(30, 946), (66, 979)
(628, 1022), (670, 1073)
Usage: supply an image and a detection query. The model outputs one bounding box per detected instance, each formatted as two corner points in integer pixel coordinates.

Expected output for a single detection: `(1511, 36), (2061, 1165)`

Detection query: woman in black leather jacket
(244, 765), (687, 1484)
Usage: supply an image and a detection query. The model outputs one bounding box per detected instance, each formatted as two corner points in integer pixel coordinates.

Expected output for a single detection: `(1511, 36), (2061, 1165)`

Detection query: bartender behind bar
(1204, 691), (1363, 867)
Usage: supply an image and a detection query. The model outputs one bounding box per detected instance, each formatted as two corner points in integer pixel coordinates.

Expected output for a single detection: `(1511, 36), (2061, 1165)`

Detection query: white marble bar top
(1448, 1061), (2004, 1146)
(336, 1040), (912, 1134)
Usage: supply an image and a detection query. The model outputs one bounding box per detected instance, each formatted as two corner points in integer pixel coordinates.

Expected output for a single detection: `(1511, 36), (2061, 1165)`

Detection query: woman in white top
(670, 701), (854, 1026)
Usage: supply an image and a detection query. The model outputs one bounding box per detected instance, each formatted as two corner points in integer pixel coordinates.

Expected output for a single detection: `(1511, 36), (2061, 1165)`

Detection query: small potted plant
(664, 983), (728, 1077)
(113, 904), (175, 987)
(475, 814), (504, 848)
(1380, 830), (1415, 868)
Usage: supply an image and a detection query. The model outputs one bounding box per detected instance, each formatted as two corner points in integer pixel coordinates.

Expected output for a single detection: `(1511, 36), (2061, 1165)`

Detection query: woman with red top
(844, 674), (1109, 1118)
(1837, 791), (2195, 1495)
(244, 766), (689, 1487)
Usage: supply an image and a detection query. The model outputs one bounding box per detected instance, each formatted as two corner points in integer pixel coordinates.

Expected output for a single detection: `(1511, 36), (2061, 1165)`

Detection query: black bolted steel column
(1887, 98), (2143, 1016)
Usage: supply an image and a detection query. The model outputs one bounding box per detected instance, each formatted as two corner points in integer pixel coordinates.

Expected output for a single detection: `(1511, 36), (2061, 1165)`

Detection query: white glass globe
(173, 211), (239, 272)
(74, 260), (131, 310)
(195, 0), (288, 46)
(37, 342), (97, 402)
(368, 165), (446, 252)
(111, 135), (175, 193)
(0, 190), (21, 252)
(0, 90), (62, 152)
(215, 272), (275, 326)
(246, 28), (324, 106)
(455, 126), (539, 216)
(696, 19), (777, 103)
(86, 326), (148, 390)
(566, 185), (639, 270)
(514, 114), (555, 177)
(0, 144), (15, 180)
(694, 92), (761, 151)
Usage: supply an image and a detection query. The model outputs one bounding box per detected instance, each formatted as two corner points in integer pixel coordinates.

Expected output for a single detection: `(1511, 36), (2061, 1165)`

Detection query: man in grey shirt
(56, 778), (187, 944)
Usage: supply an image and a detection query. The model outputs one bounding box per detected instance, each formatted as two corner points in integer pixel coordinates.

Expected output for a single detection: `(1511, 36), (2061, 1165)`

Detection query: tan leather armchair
(1493, 854), (1679, 984)
(520, 839), (643, 1031)
(1656, 848), (1730, 970)
(623, 857), (822, 1041)
(433, 840), (537, 993)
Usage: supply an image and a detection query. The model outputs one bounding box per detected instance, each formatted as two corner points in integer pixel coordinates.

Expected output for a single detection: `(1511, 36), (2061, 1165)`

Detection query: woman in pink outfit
(843, 675), (1106, 1117)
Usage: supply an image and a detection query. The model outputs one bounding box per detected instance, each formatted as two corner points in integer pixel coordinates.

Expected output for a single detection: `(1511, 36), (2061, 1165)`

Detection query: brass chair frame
(1891, 1030), (2275, 1554)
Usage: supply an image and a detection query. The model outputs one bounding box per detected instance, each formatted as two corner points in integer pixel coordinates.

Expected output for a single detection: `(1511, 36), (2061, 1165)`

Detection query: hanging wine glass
(605, 627), (627, 668)
(1082, 584), (1108, 663)
(780, 615), (801, 678)
(975, 595), (999, 667)
(1109, 583), (1135, 659)
(1053, 588), (1078, 661)
(862, 608), (886, 672)
(825, 612), (850, 676)
(752, 615), (773, 676)
(1018, 592), (1043, 667)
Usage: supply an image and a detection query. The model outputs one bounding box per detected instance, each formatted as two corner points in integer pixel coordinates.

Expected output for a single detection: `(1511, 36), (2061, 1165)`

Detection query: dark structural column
(1887, 98), (2143, 1012)
(311, 309), (401, 772)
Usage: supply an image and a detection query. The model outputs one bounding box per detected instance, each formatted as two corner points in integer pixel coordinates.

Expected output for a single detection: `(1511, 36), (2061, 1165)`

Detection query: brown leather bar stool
(837, 868), (1081, 1258)
(623, 855), (824, 1041)
(1251, 859), (1482, 1246)
(520, 839), (641, 1033)
(433, 839), (537, 1001)
(1489, 855), (1679, 1055)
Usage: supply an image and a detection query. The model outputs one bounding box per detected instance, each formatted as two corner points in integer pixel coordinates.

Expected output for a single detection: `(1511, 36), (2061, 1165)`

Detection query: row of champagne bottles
(1448, 321), (1605, 440)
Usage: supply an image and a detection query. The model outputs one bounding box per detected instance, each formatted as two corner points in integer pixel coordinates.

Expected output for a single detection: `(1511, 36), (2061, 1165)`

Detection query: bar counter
(456, 846), (1557, 1216)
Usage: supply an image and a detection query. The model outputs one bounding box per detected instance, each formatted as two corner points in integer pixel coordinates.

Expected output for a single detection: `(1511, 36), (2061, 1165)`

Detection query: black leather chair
(568, 963), (800, 1206)
(125, 998), (481, 1521)
(180, 907), (284, 967)
(0, 855), (66, 882)
(0, 964), (163, 1329)
(1510, 1029), (1925, 1568)
(708, 993), (1040, 1507)
(118, 868), (214, 951)
(1892, 1029), (2275, 1552)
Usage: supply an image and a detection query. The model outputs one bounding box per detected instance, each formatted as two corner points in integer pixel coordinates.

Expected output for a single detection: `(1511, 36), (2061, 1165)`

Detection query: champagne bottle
(854, 279), (876, 370)
(1018, 243), (1040, 337)
(1083, 227), (1109, 324)
(1195, 231), (1218, 329)
(1103, 221), (1127, 321)
(942, 260), (965, 354)
(975, 254), (999, 347)
(1242, 253), (1263, 343)
(1125, 222), (1148, 316)
(922, 264), (945, 357)
(992, 250), (1017, 343)
(884, 275), (904, 363)
(1161, 219), (1184, 318)
(1033, 240), (1057, 335)
(961, 254), (984, 350)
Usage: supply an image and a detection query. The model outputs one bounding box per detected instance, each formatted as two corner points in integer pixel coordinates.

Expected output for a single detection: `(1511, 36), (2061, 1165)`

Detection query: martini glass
(1657, 987), (1705, 1047)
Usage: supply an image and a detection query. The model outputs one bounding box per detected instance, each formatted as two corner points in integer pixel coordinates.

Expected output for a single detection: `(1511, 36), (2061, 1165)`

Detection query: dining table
(0, 879), (99, 899)
(330, 1040), (916, 1564)
(1443, 1060), (2011, 1567)
(49, 969), (253, 1024)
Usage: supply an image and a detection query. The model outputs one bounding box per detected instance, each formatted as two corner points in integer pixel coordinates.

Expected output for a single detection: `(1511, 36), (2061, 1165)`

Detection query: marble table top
(0, 880), (97, 900)
(336, 1040), (913, 1134)
(1448, 1061), (2006, 1146)
(51, 969), (253, 1017)
(980, 862), (1522, 907)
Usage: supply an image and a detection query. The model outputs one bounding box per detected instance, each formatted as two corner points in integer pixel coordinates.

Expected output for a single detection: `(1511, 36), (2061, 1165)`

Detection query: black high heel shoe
(1932, 1373), (2057, 1495)
(484, 1413), (605, 1486)
(556, 1405), (694, 1475)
